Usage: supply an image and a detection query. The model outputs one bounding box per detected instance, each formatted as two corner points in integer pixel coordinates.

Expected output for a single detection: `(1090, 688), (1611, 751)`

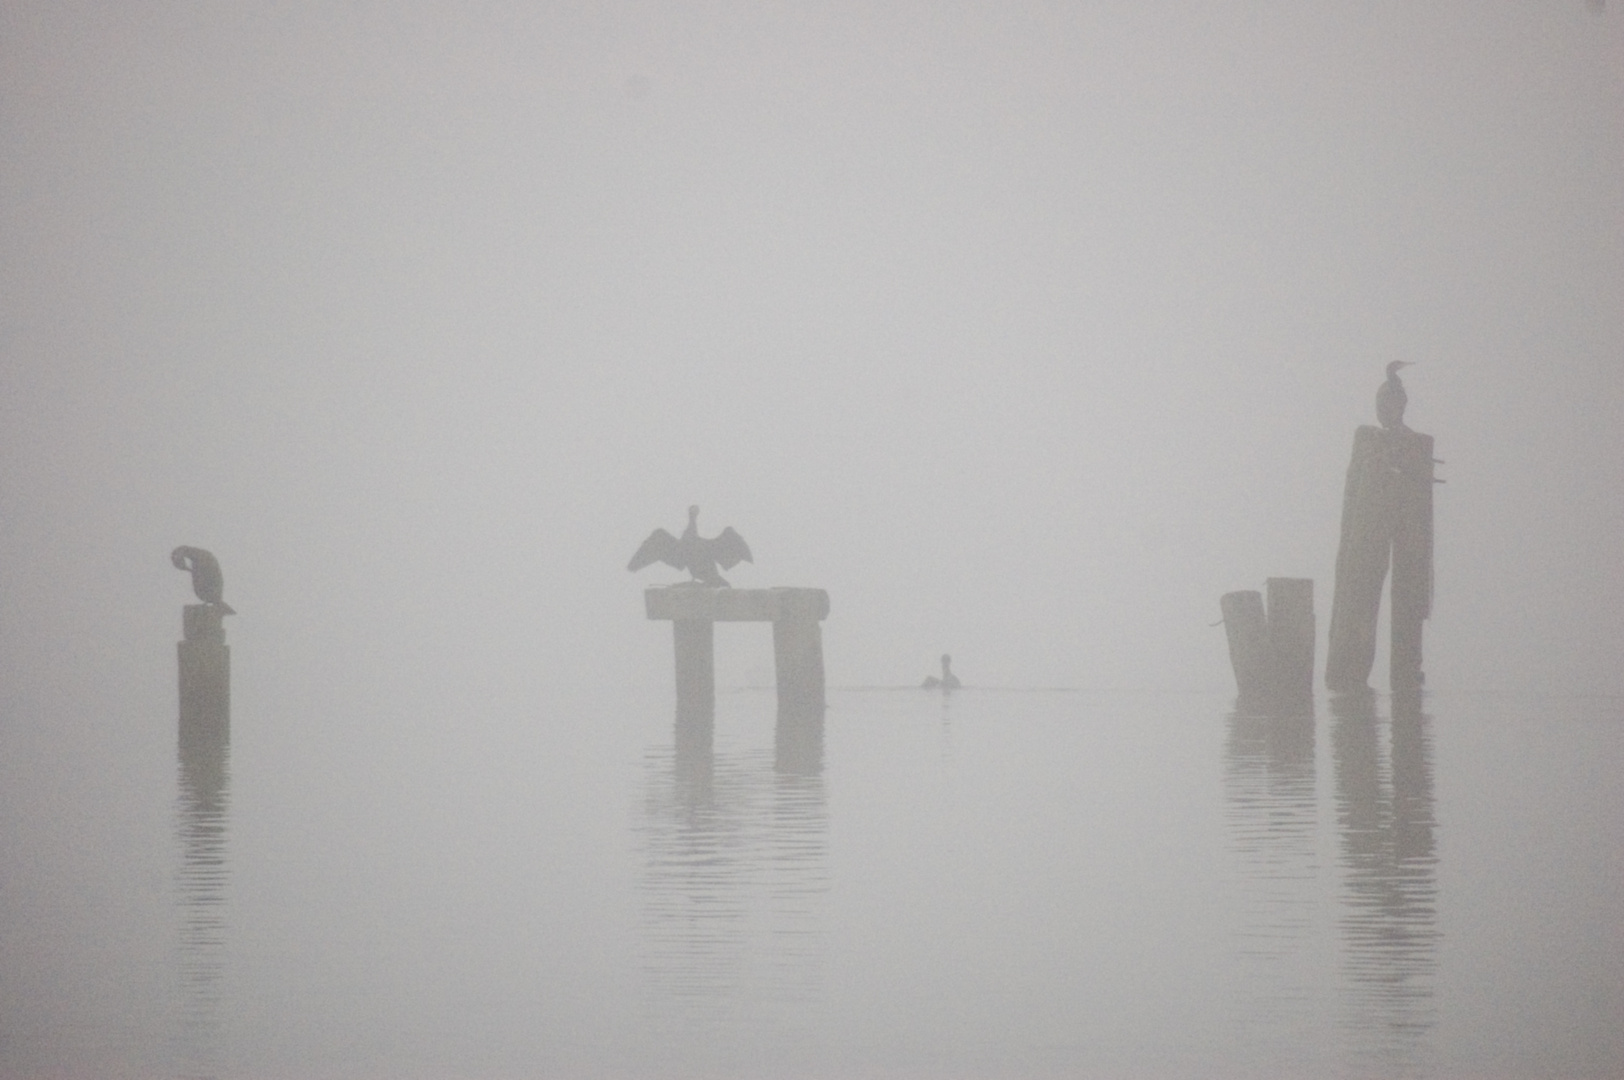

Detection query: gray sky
(2, 0), (1620, 706)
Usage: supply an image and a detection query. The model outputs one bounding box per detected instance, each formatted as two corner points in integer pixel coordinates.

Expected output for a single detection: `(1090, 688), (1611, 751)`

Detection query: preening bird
(1376, 361), (1415, 430)
(171, 546), (235, 614)
(922, 654), (961, 690)
(628, 506), (752, 587)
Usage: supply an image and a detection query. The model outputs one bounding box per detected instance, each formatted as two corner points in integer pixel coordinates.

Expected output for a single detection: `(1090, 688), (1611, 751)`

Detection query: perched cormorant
(628, 506), (752, 587)
(1376, 361), (1414, 430)
(171, 546), (235, 614)
(921, 654), (961, 690)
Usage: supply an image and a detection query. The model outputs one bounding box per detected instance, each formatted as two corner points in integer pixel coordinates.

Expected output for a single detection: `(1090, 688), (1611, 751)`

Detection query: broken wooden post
(1220, 590), (1269, 704)
(178, 603), (230, 749)
(1222, 579), (1314, 707)
(1326, 426), (1434, 691)
(1267, 577), (1315, 704)
(645, 586), (831, 716)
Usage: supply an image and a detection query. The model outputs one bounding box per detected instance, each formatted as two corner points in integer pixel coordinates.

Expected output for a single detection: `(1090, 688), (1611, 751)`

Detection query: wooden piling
(772, 589), (827, 713)
(1326, 426), (1434, 691)
(1221, 590), (1269, 703)
(178, 603), (229, 748)
(673, 619), (715, 720)
(1266, 577), (1315, 704)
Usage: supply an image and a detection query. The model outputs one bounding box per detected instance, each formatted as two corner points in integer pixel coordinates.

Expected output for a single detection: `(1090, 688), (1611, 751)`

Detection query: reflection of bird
(922, 654), (961, 690)
(628, 505), (752, 587)
(171, 547), (235, 614)
(1377, 361), (1414, 430)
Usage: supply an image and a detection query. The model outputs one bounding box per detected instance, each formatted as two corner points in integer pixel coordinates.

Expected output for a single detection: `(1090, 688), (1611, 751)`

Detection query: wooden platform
(645, 586), (830, 623)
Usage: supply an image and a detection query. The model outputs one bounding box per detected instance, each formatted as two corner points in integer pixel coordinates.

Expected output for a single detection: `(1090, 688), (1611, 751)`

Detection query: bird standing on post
(171, 546), (235, 614)
(628, 506), (753, 587)
(1376, 361), (1414, 430)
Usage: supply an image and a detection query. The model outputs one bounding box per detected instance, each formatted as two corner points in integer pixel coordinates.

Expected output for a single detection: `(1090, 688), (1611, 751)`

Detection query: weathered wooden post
(1221, 590), (1269, 704)
(1388, 439), (1434, 692)
(178, 604), (230, 748)
(1222, 579), (1314, 707)
(672, 619), (716, 720)
(770, 588), (827, 775)
(1326, 427), (1434, 691)
(772, 588), (827, 713)
(1267, 577), (1315, 704)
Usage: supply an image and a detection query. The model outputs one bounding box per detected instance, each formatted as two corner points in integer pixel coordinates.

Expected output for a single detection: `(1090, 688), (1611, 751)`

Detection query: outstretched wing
(711, 527), (753, 570)
(628, 528), (681, 572)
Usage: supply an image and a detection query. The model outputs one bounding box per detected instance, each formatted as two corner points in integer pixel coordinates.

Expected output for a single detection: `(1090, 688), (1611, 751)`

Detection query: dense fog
(2, 6), (1622, 1079)
(4, 2), (1621, 708)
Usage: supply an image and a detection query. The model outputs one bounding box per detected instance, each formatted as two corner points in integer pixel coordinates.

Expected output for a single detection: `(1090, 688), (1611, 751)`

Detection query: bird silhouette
(921, 654), (961, 690)
(171, 546), (235, 614)
(628, 506), (752, 587)
(1377, 360), (1414, 430)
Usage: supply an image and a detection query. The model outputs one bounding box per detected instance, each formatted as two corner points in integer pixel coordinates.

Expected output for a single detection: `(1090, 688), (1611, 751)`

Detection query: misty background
(2, 0), (1621, 720)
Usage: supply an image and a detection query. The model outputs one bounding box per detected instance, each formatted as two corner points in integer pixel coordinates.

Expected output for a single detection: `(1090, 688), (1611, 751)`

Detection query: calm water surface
(2, 683), (1620, 1078)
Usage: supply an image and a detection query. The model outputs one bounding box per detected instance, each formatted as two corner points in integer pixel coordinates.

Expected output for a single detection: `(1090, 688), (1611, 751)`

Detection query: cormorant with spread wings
(628, 505), (752, 587)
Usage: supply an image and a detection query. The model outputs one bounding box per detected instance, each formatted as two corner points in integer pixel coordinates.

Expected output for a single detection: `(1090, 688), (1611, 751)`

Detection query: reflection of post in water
(175, 608), (231, 1080)
(1329, 689), (1438, 1073)
(639, 692), (829, 1053)
(1222, 697), (1317, 1039)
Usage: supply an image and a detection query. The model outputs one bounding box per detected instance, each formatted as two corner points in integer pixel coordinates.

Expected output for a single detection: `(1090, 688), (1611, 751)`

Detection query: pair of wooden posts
(1222, 578), (1315, 708)
(1223, 425), (1435, 701)
(646, 586), (829, 774)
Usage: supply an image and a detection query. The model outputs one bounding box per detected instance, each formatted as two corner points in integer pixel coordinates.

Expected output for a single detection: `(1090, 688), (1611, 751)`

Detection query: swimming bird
(1376, 361), (1414, 430)
(628, 506), (752, 587)
(921, 654), (961, 690)
(171, 546), (235, 614)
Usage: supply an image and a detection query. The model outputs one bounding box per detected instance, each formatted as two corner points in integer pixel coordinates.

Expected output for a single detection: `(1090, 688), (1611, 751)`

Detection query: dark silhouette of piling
(1221, 590), (1269, 703)
(673, 619), (716, 720)
(178, 603), (230, 747)
(771, 588), (827, 714)
(1267, 578), (1315, 704)
(1326, 426), (1434, 691)
(1222, 579), (1315, 707)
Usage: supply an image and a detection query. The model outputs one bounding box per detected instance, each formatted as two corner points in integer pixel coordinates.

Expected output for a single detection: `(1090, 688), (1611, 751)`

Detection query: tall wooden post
(1389, 437), (1434, 692)
(1326, 426), (1434, 691)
